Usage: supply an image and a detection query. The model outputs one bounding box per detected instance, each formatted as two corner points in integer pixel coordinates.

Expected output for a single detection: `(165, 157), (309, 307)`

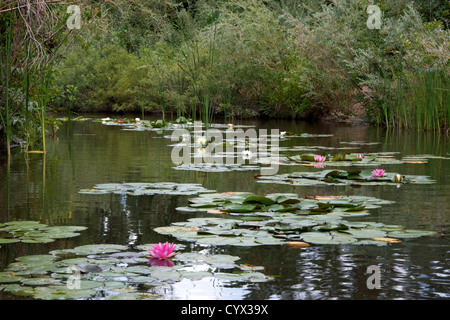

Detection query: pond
(0, 115), (449, 300)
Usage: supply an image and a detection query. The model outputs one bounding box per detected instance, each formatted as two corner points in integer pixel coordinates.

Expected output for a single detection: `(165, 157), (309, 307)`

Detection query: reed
(34, 62), (53, 154)
(173, 18), (219, 131)
(376, 68), (448, 132)
(0, 23), (13, 157)
(24, 42), (30, 153)
(202, 23), (218, 131)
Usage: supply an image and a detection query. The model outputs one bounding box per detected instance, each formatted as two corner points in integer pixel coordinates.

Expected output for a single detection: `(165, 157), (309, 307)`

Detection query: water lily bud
(393, 174), (402, 182)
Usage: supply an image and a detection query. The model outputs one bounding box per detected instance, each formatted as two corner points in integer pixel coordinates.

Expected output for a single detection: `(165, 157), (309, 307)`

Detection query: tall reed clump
(165, 9), (220, 129)
(378, 69), (449, 131)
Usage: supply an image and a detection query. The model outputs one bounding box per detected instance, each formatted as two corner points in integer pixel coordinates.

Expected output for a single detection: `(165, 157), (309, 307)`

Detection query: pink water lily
(357, 154), (365, 159)
(148, 242), (177, 260)
(314, 155), (326, 162)
(372, 169), (386, 178)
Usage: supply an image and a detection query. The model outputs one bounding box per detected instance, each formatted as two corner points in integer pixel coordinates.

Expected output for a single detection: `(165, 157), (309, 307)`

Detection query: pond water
(1, 115), (449, 300)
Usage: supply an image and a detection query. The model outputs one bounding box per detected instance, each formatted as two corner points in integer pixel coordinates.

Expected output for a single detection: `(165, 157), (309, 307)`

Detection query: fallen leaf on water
(241, 263), (265, 270)
(221, 192), (245, 196)
(286, 241), (310, 248)
(207, 209), (227, 214)
(402, 161), (428, 164)
(313, 195), (341, 200)
(371, 237), (401, 243)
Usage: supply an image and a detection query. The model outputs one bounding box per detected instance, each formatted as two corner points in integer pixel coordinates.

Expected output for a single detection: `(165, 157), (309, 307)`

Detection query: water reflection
(154, 277), (252, 300)
(148, 258), (174, 267)
(0, 117), (449, 299)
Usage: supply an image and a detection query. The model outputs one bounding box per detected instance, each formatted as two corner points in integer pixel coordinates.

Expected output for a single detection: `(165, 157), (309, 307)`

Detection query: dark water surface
(1, 116), (449, 300)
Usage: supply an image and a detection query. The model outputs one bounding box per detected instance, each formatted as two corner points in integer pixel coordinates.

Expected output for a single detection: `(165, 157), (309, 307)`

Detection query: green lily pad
(2, 242), (274, 300)
(301, 232), (357, 244)
(221, 203), (257, 213)
(284, 152), (402, 167)
(1, 284), (36, 297)
(51, 244), (128, 256)
(0, 221), (87, 244)
(340, 229), (387, 239)
(256, 169), (434, 186)
(0, 238), (20, 244)
(32, 286), (96, 300)
(0, 272), (24, 283)
(79, 182), (215, 196)
(387, 229), (437, 238)
(21, 278), (63, 286)
(243, 195), (276, 206)
(164, 192), (437, 247)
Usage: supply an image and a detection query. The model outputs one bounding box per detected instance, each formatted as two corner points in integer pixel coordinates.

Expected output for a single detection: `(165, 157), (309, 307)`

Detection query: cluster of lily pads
(173, 163), (261, 173)
(0, 243), (273, 300)
(283, 152), (404, 167)
(152, 192), (437, 246)
(0, 221), (87, 244)
(96, 116), (190, 132)
(7, 119), (440, 301)
(79, 182), (215, 196)
(255, 168), (434, 187)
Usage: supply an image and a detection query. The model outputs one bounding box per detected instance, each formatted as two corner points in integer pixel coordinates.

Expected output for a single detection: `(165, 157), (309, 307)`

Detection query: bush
(55, 44), (149, 113)
(53, 0), (449, 129)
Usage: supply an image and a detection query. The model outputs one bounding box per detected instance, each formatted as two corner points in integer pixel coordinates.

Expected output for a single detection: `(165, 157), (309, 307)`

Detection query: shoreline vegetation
(1, 0), (449, 153)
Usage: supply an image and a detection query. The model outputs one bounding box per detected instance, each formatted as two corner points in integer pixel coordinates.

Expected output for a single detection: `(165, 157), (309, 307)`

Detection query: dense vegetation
(1, 0), (449, 153)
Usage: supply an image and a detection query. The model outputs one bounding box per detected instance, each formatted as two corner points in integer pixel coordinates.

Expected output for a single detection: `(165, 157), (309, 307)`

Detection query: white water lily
(196, 137), (207, 146)
(181, 133), (190, 142)
(280, 131), (286, 137)
(242, 150), (253, 160)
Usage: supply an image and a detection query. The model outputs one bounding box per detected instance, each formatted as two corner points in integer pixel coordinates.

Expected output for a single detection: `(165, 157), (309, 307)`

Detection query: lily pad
(387, 229), (437, 238)
(300, 232), (357, 244)
(280, 153), (394, 167)
(0, 272), (25, 283)
(243, 195), (276, 206)
(222, 203), (257, 213)
(79, 182), (215, 196)
(0, 221), (87, 244)
(256, 169), (434, 186)
(21, 278), (63, 286)
(174, 163), (261, 173)
(32, 286), (96, 300)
